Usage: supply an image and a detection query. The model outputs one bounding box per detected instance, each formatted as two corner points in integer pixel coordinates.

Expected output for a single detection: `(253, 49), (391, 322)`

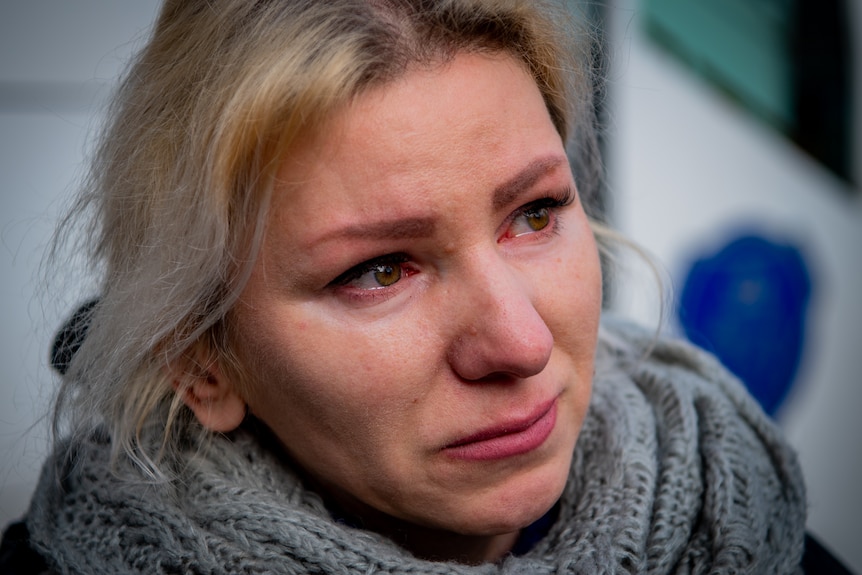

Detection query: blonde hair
(51, 0), (603, 476)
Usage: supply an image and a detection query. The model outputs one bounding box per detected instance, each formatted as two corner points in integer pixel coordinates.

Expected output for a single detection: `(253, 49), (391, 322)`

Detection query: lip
(442, 398), (558, 461)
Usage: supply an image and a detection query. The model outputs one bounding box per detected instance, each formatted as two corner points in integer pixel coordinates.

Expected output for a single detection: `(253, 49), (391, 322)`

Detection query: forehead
(268, 52), (565, 243)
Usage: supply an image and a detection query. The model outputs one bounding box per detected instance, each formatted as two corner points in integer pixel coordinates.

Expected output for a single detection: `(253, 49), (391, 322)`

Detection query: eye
(332, 254), (411, 291)
(503, 190), (575, 240)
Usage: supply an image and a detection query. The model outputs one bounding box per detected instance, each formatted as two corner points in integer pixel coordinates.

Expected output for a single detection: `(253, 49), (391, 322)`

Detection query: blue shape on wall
(678, 233), (813, 416)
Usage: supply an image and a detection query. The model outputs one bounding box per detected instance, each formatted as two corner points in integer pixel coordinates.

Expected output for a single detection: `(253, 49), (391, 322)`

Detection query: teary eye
(332, 254), (410, 290)
(503, 189), (575, 240)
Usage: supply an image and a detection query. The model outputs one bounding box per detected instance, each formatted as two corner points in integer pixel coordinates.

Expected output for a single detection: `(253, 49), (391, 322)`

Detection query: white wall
(607, 1), (862, 571)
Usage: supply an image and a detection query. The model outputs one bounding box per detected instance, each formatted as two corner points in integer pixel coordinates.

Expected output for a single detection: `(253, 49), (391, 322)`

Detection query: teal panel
(645, 0), (795, 131)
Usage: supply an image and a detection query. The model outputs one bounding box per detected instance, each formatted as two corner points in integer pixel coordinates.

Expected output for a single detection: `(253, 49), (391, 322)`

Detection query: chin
(447, 454), (572, 536)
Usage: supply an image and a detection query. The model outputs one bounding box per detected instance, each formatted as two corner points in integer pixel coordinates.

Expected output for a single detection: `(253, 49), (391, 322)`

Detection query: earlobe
(172, 352), (246, 433)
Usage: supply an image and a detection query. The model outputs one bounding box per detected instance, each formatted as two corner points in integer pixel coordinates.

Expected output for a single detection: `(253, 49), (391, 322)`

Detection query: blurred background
(1, 0), (859, 570)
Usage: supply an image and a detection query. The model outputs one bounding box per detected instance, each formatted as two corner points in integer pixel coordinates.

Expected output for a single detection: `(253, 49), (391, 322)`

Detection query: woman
(1, 0), (808, 572)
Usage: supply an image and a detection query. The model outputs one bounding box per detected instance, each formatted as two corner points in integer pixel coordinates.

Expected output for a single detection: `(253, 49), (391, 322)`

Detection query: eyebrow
(308, 217), (437, 246)
(492, 155), (567, 210)
(306, 154), (567, 248)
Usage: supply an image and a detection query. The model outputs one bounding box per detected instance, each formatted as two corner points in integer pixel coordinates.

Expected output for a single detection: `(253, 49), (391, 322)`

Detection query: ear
(171, 348), (246, 433)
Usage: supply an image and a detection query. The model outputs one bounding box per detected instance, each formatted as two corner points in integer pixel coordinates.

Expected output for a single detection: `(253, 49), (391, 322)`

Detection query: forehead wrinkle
(304, 216), (437, 249)
(492, 155), (567, 211)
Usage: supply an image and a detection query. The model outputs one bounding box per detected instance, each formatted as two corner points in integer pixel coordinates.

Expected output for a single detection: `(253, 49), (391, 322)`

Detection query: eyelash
(329, 187), (576, 301)
(501, 187), (576, 241)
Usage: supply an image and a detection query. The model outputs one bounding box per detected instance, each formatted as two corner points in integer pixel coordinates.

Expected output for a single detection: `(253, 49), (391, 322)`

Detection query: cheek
(235, 308), (432, 438)
(233, 309), (448, 514)
(540, 220), (603, 349)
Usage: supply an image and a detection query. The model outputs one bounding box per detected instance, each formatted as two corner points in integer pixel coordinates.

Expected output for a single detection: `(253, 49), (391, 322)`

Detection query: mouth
(442, 398), (558, 461)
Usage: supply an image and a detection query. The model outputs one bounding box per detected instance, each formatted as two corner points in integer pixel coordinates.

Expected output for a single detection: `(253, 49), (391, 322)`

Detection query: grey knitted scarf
(27, 318), (806, 574)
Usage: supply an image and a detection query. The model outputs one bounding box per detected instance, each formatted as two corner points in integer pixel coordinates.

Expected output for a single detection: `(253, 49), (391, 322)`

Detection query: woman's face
(228, 52), (601, 559)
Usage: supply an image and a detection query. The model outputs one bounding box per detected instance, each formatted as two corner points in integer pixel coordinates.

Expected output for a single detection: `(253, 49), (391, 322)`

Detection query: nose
(446, 255), (554, 381)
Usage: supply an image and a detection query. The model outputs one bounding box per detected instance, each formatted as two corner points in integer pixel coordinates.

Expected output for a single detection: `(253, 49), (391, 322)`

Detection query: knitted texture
(26, 318), (806, 574)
